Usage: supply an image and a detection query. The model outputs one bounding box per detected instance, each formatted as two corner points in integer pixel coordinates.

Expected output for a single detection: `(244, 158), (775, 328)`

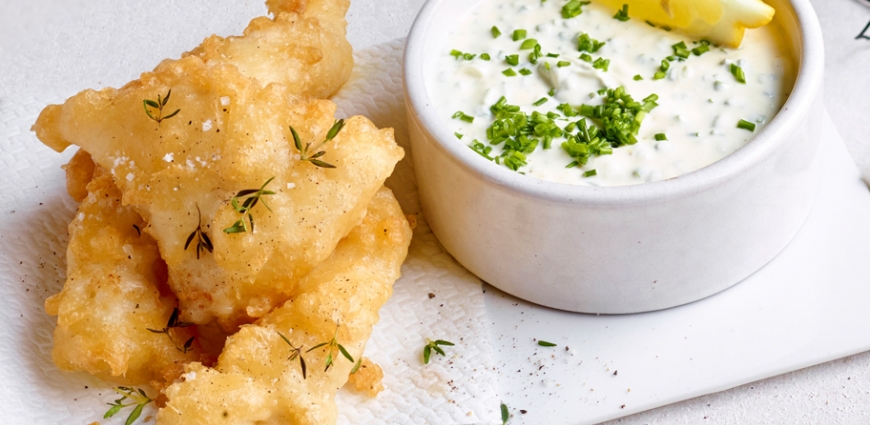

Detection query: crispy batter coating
(345, 357), (385, 398)
(62, 149), (95, 202)
(157, 187), (412, 425)
(45, 166), (207, 385)
(185, 0), (352, 99)
(33, 53), (403, 329)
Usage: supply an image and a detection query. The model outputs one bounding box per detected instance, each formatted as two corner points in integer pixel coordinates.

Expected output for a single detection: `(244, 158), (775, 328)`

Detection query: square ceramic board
(484, 111), (870, 424)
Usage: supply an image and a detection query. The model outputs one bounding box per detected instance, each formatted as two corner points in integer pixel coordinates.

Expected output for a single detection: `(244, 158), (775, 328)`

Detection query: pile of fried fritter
(33, 0), (412, 423)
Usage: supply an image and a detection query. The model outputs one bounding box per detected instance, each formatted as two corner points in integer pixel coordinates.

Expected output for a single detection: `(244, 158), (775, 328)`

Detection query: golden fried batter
(345, 357), (385, 398)
(186, 0), (352, 99)
(158, 187), (412, 425)
(34, 51), (402, 330)
(45, 165), (207, 385)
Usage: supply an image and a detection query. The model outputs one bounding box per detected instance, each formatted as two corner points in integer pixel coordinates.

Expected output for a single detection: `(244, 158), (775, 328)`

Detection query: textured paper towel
(0, 15), (499, 425)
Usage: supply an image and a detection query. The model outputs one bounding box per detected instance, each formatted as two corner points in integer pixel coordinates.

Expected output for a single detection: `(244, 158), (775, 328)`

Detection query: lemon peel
(593, 0), (775, 47)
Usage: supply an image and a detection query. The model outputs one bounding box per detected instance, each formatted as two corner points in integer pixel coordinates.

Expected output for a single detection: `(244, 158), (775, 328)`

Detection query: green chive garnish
(503, 68), (517, 77)
(737, 119), (756, 132)
(654, 133), (667, 141)
(633, 74), (643, 81)
(548, 88), (556, 96)
(730, 63), (746, 84)
(592, 57), (610, 72)
(672, 41), (690, 59)
(452, 111), (474, 123)
(692, 40), (711, 56)
(519, 68), (532, 76)
(579, 53), (592, 63)
(557, 61), (571, 68)
(584, 169), (597, 177)
(455, 132), (463, 139)
(613, 4), (630, 21)
(538, 340), (557, 347)
(561, 0), (590, 19)
(513, 29), (527, 41)
(506, 54), (519, 66)
(520, 39), (538, 50)
(533, 97), (548, 106)
(653, 71), (666, 80)
(491, 26), (502, 38)
(480, 53), (491, 61)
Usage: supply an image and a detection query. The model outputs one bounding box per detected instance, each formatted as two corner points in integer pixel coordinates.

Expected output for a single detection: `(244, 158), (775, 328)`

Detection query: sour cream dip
(428, 0), (794, 186)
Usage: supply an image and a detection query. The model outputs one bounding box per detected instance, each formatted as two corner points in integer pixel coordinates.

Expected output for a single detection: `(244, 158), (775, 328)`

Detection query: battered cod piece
(157, 187), (412, 425)
(34, 55), (403, 330)
(186, 0), (353, 99)
(45, 164), (206, 386)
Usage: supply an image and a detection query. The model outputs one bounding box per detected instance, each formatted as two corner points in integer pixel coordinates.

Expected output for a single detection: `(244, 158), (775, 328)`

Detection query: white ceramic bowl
(403, 0), (825, 313)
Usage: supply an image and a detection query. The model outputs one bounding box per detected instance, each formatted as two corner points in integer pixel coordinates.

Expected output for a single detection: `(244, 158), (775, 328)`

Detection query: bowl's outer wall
(404, 0), (825, 313)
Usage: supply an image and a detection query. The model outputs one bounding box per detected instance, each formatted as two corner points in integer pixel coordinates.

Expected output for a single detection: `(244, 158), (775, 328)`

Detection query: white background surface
(2, 0), (870, 423)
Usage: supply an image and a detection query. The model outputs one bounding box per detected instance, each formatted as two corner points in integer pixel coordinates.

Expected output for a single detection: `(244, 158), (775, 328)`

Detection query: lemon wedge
(593, 0), (775, 47)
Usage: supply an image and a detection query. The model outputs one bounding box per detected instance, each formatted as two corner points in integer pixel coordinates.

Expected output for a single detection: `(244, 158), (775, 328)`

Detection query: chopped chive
(520, 39), (538, 50)
(503, 68), (517, 77)
(455, 132), (463, 139)
(577, 32), (605, 53)
(480, 53), (491, 61)
(463, 53), (476, 60)
(654, 133), (667, 141)
(561, 0), (590, 19)
(548, 88), (556, 96)
(533, 97), (548, 106)
(583, 169), (597, 177)
(613, 4), (630, 21)
(737, 119), (756, 132)
(557, 61), (571, 68)
(579, 53), (592, 63)
(506, 54), (519, 66)
(538, 340), (557, 347)
(596, 88), (607, 96)
(450, 49), (462, 59)
(592, 57), (610, 72)
(730, 63), (746, 84)
(519, 68), (532, 75)
(566, 161), (579, 168)
(633, 74), (643, 81)
(692, 43), (710, 56)
(491, 26), (502, 38)
(512, 29), (527, 41)
(547, 53), (560, 58)
(660, 59), (670, 72)
(452, 111), (475, 123)
(645, 20), (656, 27)
(671, 41), (690, 59)
(653, 71), (666, 80)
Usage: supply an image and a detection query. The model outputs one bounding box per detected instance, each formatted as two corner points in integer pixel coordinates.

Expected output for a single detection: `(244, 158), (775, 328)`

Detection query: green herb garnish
(672, 41), (691, 59)
(737, 119), (756, 132)
(470, 139), (494, 160)
(104, 387), (153, 425)
(730, 63), (746, 84)
(557, 60), (571, 68)
(480, 53), (491, 61)
(143, 89), (180, 126)
(452, 111), (475, 123)
(533, 97), (548, 106)
(506, 54), (520, 66)
(501, 402), (510, 424)
(633, 74), (643, 81)
(307, 325), (353, 372)
(538, 340), (557, 347)
(692, 40), (711, 56)
(520, 39), (538, 50)
(423, 338), (455, 364)
(146, 308), (195, 353)
(655, 133), (668, 141)
(292, 119), (345, 168)
(561, 0), (590, 19)
(223, 177), (276, 234)
(577, 32), (605, 53)
(503, 68), (518, 77)
(184, 204), (213, 260)
(519, 68), (533, 76)
(278, 331), (308, 379)
(613, 4), (630, 21)
(512, 29), (527, 41)
(592, 57), (610, 72)
(492, 26), (502, 38)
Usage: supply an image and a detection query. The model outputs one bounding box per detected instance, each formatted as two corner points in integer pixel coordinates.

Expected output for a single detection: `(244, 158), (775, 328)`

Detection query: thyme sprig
(291, 119), (346, 169)
(143, 89), (180, 125)
(184, 205), (213, 259)
(307, 325), (353, 372)
(223, 177), (276, 234)
(277, 331), (308, 379)
(146, 308), (195, 353)
(422, 338), (455, 364)
(104, 386), (152, 425)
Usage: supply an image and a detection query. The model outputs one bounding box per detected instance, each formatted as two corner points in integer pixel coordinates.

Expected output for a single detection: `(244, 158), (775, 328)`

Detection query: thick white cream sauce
(428, 0), (794, 186)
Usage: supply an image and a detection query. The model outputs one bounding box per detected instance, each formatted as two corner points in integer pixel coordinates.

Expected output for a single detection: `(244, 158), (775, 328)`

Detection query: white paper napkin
(0, 32), (499, 425)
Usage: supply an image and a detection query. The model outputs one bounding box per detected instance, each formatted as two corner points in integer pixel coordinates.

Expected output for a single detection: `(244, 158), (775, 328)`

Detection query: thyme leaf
(422, 338), (455, 364)
(223, 177), (276, 234)
(184, 204), (213, 259)
(143, 89), (180, 126)
(146, 308), (195, 353)
(291, 119), (345, 169)
(278, 331), (308, 379)
(104, 386), (152, 425)
(306, 324), (354, 372)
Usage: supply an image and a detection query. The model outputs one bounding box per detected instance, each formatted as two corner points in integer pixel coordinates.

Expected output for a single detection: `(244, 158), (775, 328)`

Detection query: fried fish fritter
(157, 187), (412, 425)
(34, 39), (402, 330)
(45, 164), (207, 386)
